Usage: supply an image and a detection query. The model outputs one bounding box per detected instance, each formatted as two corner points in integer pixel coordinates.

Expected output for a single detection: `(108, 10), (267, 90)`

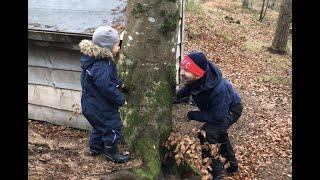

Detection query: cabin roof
(28, 0), (126, 34)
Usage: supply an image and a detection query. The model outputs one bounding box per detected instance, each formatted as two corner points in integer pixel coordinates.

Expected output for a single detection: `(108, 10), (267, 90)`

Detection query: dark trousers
(84, 114), (122, 152)
(199, 103), (243, 166)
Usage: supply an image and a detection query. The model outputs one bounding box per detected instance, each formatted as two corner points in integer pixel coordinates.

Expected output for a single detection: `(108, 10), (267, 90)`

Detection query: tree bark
(117, 0), (180, 179)
(259, 0), (266, 21)
(242, 0), (251, 9)
(268, 0), (276, 10)
(262, 0), (270, 20)
(271, 0), (292, 53)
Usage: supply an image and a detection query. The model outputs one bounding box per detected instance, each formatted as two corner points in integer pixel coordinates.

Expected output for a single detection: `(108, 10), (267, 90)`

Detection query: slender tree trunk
(242, 0), (250, 9)
(262, 0), (270, 20)
(259, 0), (266, 21)
(117, 0), (180, 178)
(271, 0), (292, 53)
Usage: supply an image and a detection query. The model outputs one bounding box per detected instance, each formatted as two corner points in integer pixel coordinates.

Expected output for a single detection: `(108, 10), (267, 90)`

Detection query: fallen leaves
(28, 120), (142, 179)
(163, 128), (222, 179)
(38, 153), (52, 162)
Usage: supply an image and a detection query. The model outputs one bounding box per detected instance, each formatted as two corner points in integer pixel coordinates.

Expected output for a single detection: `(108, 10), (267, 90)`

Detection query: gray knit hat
(92, 26), (119, 51)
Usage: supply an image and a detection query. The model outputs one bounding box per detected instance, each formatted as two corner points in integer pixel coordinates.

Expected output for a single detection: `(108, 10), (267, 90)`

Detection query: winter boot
(88, 143), (104, 156)
(198, 132), (212, 159)
(219, 141), (238, 174)
(225, 161), (239, 174)
(89, 148), (102, 156)
(209, 158), (224, 180)
(104, 144), (130, 163)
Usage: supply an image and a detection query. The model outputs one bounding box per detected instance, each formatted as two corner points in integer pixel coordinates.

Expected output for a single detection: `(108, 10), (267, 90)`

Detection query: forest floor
(28, 0), (292, 179)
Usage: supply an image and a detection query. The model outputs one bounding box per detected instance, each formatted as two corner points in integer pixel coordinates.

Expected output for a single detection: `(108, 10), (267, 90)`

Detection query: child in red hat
(176, 51), (243, 179)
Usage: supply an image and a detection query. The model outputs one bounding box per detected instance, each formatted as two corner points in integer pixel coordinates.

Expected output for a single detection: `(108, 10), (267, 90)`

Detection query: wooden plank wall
(28, 44), (91, 130)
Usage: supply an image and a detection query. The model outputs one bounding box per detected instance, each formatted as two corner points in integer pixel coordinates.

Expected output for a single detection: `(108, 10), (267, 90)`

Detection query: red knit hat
(180, 55), (205, 78)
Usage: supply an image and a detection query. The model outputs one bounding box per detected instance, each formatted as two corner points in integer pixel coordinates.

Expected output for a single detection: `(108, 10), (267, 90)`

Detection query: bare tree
(259, 0), (270, 22)
(271, 0), (292, 53)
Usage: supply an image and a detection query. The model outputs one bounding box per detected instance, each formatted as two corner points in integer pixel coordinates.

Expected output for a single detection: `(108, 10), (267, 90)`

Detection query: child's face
(180, 68), (201, 85)
(111, 41), (120, 57)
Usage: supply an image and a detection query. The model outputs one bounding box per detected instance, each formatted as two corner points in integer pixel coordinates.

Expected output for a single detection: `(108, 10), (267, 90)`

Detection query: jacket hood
(187, 58), (222, 94)
(203, 61), (223, 90)
(188, 51), (209, 71)
(79, 39), (114, 70)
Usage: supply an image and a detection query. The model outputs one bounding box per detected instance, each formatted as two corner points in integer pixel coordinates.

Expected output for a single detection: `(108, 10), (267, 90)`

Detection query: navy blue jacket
(79, 40), (125, 130)
(177, 56), (241, 124)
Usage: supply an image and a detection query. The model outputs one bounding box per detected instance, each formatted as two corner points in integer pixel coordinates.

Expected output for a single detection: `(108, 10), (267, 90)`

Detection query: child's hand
(117, 84), (129, 93)
(116, 84), (125, 88)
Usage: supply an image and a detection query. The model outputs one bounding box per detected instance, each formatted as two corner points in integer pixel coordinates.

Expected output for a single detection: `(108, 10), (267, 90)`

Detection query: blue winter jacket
(79, 40), (125, 130)
(177, 54), (241, 124)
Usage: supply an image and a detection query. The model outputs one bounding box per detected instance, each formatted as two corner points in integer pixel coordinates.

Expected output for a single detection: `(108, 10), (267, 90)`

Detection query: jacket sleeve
(115, 78), (123, 87)
(176, 86), (192, 98)
(187, 91), (228, 123)
(91, 62), (125, 107)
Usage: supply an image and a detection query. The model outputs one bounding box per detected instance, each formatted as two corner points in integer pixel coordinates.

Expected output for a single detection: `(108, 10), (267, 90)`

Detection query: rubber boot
(219, 141), (238, 174)
(104, 144), (130, 163)
(210, 158), (224, 180)
(89, 148), (102, 156)
(88, 143), (104, 156)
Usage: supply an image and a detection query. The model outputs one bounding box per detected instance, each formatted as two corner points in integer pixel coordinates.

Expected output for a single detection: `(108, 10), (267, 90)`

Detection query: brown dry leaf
(174, 146), (179, 153)
(174, 154), (180, 160)
(180, 145), (186, 153)
(202, 157), (210, 164)
(186, 149), (191, 154)
(200, 167), (209, 175)
(38, 153), (51, 162)
(170, 139), (175, 146)
(191, 154), (199, 159)
(202, 175), (209, 180)
(176, 159), (181, 166)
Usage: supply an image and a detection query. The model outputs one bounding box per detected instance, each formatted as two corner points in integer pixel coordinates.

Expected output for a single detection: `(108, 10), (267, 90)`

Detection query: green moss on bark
(123, 78), (173, 179)
(160, 9), (180, 35)
(133, 138), (160, 179)
(117, 54), (137, 91)
(119, 108), (140, 146)
(132, 3), (145, 18)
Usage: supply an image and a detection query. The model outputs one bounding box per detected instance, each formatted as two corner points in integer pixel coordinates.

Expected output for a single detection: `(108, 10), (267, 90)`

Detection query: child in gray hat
(79, 26), (130, 163)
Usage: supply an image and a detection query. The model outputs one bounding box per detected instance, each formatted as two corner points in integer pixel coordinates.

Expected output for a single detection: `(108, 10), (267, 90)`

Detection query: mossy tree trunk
(271, 0), (292, 53)
(117, 0), (181, 179)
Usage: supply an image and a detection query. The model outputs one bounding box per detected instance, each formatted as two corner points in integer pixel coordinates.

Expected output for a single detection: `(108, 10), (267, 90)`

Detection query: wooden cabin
(28, 0), (185, 130)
